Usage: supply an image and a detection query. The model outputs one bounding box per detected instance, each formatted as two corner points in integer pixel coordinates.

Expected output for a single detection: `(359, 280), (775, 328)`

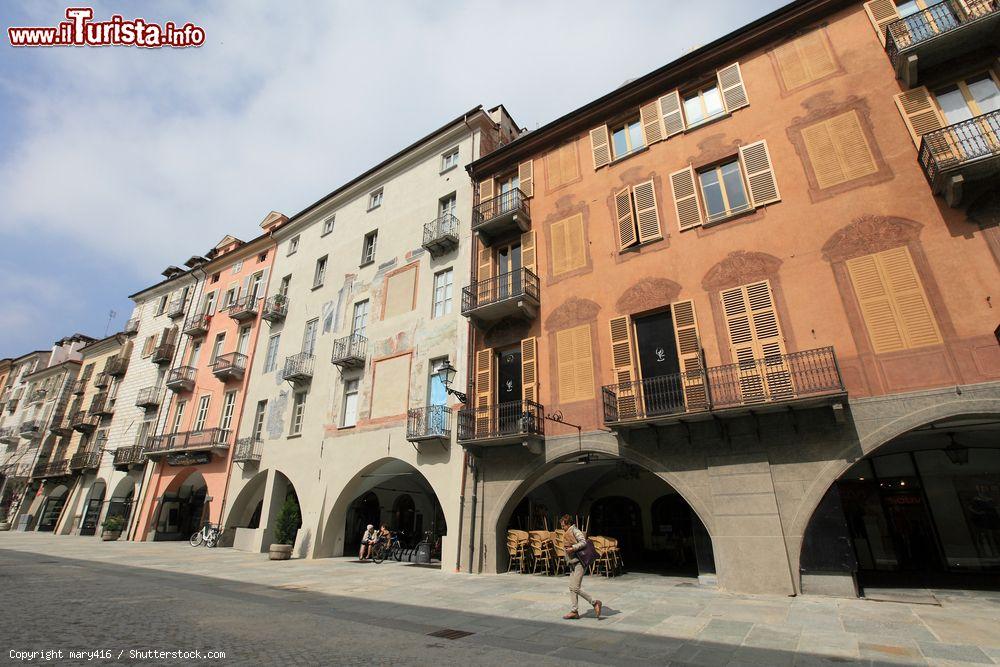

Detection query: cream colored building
(223, 106), (520, 569)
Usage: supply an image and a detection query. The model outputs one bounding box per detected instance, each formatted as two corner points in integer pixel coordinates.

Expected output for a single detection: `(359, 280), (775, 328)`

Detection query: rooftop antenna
(104, 309), (117, 336)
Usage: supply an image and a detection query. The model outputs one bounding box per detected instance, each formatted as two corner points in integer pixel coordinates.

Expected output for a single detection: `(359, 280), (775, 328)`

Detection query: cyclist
(359, 524), (377, 561)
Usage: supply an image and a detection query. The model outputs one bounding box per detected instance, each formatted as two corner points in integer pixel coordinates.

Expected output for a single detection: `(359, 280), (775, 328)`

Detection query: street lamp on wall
(437, 360), (467, 404)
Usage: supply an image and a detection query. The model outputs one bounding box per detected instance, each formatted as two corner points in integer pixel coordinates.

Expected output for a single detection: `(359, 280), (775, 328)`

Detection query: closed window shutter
(739, 140), (780, 207)
(846, 247), (942, 353)
(864, 0), (900, 45)
(551, 213), (586, 276)
(609, 316), (638, 419)
(521, 231), (536, 276)
(556, 325), (595, 403)
(121, 340), (133, 361)
(518, 160), (534, 198)
(893, 87), (946, 147)
(717, 62), (749, 112)
(640, 101), (664, 145)
(632, 179), (662, 243)
(721, 281), (789, 402)
(615, 187), (637, 250)
(671, 300), (707, 410)
(670, 166), (703, 230)
(477, 243), (494, 303)
(590, 126), (612, 169)
(774, 30), (838, 90)
(801, 111), (878, 188)
(479, 178), (495, 202)
(475, 349), (493, 436)
(659, 91), (685, 137)
(521, 338), (538, 404)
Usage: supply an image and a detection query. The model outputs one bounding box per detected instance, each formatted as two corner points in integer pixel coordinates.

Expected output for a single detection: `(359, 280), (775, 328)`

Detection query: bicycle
(371, 532), (402, 564)
(190, 523), (223, 548)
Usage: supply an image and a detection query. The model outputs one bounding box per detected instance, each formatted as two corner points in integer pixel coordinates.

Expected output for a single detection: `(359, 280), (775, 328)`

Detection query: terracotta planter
(0, 522), (11, 532)
(102, 530), (121, 542)
(269, 544), (293, 560)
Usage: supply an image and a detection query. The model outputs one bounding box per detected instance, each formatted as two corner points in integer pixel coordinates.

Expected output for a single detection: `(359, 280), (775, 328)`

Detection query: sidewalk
(3, 532), (999, 665)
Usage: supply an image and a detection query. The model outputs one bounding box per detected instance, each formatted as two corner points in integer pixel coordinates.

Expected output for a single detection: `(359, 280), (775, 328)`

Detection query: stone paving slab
(3, 531), (1000, 665)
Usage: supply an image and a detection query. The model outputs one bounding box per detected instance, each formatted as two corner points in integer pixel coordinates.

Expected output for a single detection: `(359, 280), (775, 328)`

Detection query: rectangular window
(135, 420), (151, 447)
(203, 291), (217, 314)
(156, 295), (168, 315)
(441, 147), (460, 171)
(258, 252), (267, 263)
(232, 259), (243, 274)
(142, 335), (156, 358)
(211, 272), (220, 284)
(210, 333), (226, 364)
(614, 180), (662, 250)
(290, 391), (306, 435)
(222, 287), (236, 308)
(683, 84), (725, 126)
(322, 215), (335, 236)
(302, 318), (318, 355)
(188, 341), (202, 367)
(252, 400), (267, 439)
(287, 235), (300, 256)
(263, 334), (280, 373)
(342, 379), (359, 427)
(439, 193), (457, 218)
(368, 188), (383, 210)
(172, 400), (186, 432)
(237, 326), (251, 355)
(313, 255), (328, 288)
(361, 231), (378, 265)
(219, 390), (237, 433)
(698, 160), (750, 223)
(278, 275), (291, 298)
(610, 118), (645, 159)
(194, 395), (211, 431)
(432, 269), (454, 318)
(352, 300), (369, 337)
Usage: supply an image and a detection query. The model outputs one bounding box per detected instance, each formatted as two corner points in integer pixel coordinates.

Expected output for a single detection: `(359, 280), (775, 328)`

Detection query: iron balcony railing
(422, 213), (460, 256)
(151, 341), (175, 365)
(407, 405), (452, 442)
(89, 393), (113, 417)
(135, 386), (162, 408)
(33, 459), (70, 478)
(93, 372), (111, 389)
(28, 388), (47, 404)
(601, 347), (844, 424)
(18, 420), (41, 437)
(472, 188), (530, 232)
(49, 406), (73, 435)
(71, 410), (99, 432)
(461, 268), (540, 315)
(233, 436), (263, 463)
(145, 428), (232, 456)
(228, 295), (260, 321)
(113, 444), (146, 468)
(165, 366), (196, 392)
(71, 379), (87, 395)
(212, 352), (247, 379)
(261, 295), (289, 323)
(885, 0), (999, 69)
(918, 109), (1000, 185)
(457, 400), (544, 442)
(69, 450), (101, 471)
(106, 355), (129, 377)
(0, 426), (18, 444)
(167, 296), (187, 319)
(123, 318), (140, 335)
(330, 334), (367, 368)
(183, 311), (212, 337)
(283, 353), (314, 383)
(3, 462), (33, 478)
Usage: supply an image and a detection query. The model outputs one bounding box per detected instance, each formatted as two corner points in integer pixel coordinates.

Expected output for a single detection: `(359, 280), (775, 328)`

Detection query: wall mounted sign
(166, 452), (211, 467)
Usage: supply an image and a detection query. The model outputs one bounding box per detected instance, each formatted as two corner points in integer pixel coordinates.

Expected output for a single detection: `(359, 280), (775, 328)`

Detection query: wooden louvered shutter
(671, 300), (707, 411)
(864, 0), (900, 45)
(739, 140), (780, 207)
(589, 126), (612, 169)
(518, 160), (534, 198)
(659, 91), (685, 137)
(717, 62), (749, 112)
(893, 87), (946, 147)
(801, 111), (878, 189)
(556, 325), (595, 403)
(521, 338), (538, 404)
(479, 177), (495, 203)
(120, 340), (133, 361)
(550, 214), (585, 276)
(640, 101), (664, 145)
(615, 187), (637, 250)
(475, 349), (493, 436)
(609, 316), (638, 419)
(720, 281), (789, 403)
(670, 166), (703, 230)
(477, 242), (494, 304)
(632, 179), (662, 243)
(521, 230), (536, 277)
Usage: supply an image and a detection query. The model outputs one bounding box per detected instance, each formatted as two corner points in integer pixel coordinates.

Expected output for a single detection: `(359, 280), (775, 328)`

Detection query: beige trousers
(569, 562), (594, 612)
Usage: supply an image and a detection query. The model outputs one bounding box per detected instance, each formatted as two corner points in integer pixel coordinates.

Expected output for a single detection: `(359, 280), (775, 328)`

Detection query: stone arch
(225, 469), (269, 530)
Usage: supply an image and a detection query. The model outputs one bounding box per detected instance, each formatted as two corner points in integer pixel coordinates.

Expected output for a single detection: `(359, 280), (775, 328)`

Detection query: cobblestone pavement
(2, 533), (1000, 666)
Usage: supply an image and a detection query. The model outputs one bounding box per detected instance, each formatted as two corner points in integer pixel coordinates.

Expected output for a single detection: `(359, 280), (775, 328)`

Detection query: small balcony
(69, 450), (101, 471)
(49, 408), (73, 436)
(233, 436), (263, 464)
(3, 462), (32, 478)
(151, 341), (175, 365)
(144, 428), (231, 458)
(71, 410), (100, 433)
(422, 213), (460, 257)
(212, 352), (247, 381)
(89, 393), (114, 418)
(28, 388), (47, 404)
(183, 311), (212, 337)
(106, 355), (129, 377)
(283, 353), (314, 384)
(601, 346), (846, 430)
(228, 295), (259, 322)
(135, 386), (162, 408)
(166, 296), (187, 319)
(461, 268), (540, 328)
(407, 405), (452, 445)
(32, 459), (70, 479)
(330, 334), (367, 369)
(19, 420), (42, 438)
(260, 295), (288, 323)
(71, 379), (86, 395)
(123, 317), (140, 335)
(457, 400), (544, 449)
(885, 0), (1000, 88)
(93, 372), (111, 389)
(0, 426), (19, 445)
(113, 444), (146, 471)
(472, 188), (530, 243)
(165, 366), (196, 392)
(918, 110), (1000, 207)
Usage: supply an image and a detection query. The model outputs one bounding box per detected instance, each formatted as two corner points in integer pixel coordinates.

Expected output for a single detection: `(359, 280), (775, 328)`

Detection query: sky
(0, 0), (787, 358)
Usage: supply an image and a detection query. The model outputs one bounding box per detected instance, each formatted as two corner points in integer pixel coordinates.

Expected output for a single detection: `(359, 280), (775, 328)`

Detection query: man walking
(560, 514), (602, 620)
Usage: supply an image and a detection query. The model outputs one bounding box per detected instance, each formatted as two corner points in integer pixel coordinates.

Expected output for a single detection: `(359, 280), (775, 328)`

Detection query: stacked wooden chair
(528, 530), (557, 574)
(506, 530), (529, 573)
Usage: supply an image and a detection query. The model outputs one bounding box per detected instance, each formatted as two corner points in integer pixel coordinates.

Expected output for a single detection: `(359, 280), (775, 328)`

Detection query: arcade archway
(106, 475), (138, 530)
(152, 470), (207, 541)
(36, 484), (69, 532)
(79, 479), (106, 536)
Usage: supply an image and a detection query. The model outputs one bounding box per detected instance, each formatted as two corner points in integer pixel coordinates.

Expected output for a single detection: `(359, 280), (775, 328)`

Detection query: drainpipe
(467, 452), (478, 573)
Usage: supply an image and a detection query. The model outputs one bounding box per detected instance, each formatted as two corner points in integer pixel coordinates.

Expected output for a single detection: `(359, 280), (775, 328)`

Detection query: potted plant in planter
(101, 514), (125, 541)
(269, 495), (301, 561)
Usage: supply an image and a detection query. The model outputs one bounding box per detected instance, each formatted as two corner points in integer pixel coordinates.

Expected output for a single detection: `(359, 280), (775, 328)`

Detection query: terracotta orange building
(458, 0), (1000, 595)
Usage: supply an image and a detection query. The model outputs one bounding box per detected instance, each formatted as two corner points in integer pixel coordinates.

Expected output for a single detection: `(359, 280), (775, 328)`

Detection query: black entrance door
(634, 311), (682, 415)
(37, 495), (67, 532)
(80, 497), (103, 536)
(496, 347), (522, 433)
